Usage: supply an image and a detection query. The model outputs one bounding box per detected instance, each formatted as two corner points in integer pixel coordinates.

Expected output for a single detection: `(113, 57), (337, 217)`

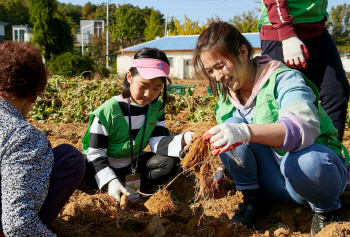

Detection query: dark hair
(0, 41), (47, 99)
(192, 21), (255, 100)
(122, 47), (170, 110)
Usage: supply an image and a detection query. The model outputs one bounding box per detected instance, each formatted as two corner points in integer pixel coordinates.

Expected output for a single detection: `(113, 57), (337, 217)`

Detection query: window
(15, 29), (25, 42)
(185, 59), (191, 66)
(168, 57), (174, 68)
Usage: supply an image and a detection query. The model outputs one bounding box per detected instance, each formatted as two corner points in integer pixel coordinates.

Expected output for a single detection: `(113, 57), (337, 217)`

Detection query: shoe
(311, 209), (341, 237)
(231, 188), (271, 229)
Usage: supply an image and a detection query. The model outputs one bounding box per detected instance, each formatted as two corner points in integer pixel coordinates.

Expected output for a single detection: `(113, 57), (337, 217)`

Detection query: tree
(110, 4), (140, 48)
(30, 0), (56, 60)
(90, 31), (119, 66)
(0, 0), (31, 41)
(56, 2), (82, 22)
(56, 2), (82, 35)
(169, 15), (206, 35)
(81, 1), (97, 20)
(167, 16), (175, 33)
(144, 9), (163, 41)
(206, 16), (222, 26)
(327, 4), (350, 56)
(327, 4), (350, 40)
(138, 7), (164, 42)
(51, 18), (73, 55)
(229, 10), (259, 33)
(30, 0), (73, 61)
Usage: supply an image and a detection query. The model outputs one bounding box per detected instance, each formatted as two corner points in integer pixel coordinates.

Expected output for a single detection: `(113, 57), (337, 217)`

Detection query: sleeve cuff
(275, 118), (302, 151)
(278, 24), (297, 41)
(95, 167), (117, 189)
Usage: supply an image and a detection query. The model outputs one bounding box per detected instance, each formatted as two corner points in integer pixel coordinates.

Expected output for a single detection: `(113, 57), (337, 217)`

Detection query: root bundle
(144, 189), (176, 217)
(181, 131), (220, 199)
(181, 132), (208, 170)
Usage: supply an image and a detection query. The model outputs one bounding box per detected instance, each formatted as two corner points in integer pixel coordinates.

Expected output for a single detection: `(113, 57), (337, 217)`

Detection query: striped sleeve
(263, 0), (296, 40)
(275, 70), (320, 151)
(149, 113), (183, 157)
(87, 116), (117, 189)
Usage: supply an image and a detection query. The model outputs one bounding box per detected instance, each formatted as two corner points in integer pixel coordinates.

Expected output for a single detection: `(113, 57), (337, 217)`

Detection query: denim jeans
(220, 141), (346, 212)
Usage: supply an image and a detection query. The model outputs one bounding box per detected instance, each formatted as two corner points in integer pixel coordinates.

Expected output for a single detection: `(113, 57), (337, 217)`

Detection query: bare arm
(247, 123), (286, 147)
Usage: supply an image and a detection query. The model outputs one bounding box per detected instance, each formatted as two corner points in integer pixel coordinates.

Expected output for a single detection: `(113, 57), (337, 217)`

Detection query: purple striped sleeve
(275, 117), (302, 152)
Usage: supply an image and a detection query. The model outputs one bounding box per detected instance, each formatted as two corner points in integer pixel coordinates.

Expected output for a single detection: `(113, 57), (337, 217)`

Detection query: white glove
(183, 131), (196, 145)
(282, 36), (309, 69)
(108, 179), (130, 203)
(203, 123), (250, 155)
(210, 169), (225, 192)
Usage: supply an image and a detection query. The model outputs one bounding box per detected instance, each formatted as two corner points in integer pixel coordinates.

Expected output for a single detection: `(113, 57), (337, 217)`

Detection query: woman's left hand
(203, 123), (250, 155)
(183, 131), (196, 145)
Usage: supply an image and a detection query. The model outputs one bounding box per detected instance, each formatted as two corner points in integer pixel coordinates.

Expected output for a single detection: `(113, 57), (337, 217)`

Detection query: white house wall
(76, 33), (91, 44)
(79, 20), (105, 44)
(80, 20), (95, 36)
(24, 33), (33, 42)
(117, 49), (262, 79)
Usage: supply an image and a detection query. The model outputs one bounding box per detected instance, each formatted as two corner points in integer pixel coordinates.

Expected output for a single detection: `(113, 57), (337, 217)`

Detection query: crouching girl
(78, 47), (194, 204)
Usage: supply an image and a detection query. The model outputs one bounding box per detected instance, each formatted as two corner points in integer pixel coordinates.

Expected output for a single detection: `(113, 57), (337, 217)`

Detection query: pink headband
(130, 58), (172, 84)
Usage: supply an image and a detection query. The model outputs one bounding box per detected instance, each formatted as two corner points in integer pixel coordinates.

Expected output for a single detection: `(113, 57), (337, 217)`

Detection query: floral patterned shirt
(0, 98), (55, 236)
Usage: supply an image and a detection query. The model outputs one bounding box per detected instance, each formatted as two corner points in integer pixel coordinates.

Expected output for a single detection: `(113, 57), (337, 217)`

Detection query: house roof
(0, 21), (9, 25)
(120, 33), (261, 53)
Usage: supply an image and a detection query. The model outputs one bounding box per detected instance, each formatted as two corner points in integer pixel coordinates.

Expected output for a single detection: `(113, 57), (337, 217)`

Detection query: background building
(0, 21), (9, 43)
(12, 25), (33, 43)
(116, 33), (262, 79)
(76, 20), (105, 45)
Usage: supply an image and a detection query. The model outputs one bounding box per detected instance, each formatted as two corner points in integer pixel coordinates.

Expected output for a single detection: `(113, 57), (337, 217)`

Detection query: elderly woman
(0, 41), (85, 236)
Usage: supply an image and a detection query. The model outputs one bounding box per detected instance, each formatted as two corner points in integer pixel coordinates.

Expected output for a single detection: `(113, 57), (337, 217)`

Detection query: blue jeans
(220, 140), (346, 213)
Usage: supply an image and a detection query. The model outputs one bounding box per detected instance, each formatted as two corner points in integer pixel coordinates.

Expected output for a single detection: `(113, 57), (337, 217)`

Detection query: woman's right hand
(203, 123), (250, 155)
(108, 179), (130, 203)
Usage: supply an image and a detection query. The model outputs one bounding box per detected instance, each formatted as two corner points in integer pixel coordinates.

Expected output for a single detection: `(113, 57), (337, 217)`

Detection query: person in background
(0, 41), (85, 236)
(192, 21), (349, 237)
(78, 47), (194, 204)
(258, 0), (350, 142)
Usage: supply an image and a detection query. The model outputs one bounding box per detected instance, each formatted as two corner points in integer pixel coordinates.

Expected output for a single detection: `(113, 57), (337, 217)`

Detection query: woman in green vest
(192, 21), (349, 236)
(78, 47), (194, 205)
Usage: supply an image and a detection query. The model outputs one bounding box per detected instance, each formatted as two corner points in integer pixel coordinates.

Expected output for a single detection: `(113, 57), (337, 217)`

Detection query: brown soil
(31, 79), (350, 236)
(144, 189), (176, 217)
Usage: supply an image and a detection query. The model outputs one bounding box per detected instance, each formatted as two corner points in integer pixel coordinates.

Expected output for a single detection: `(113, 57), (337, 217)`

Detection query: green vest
(215, 68), (349, 167)
(82, 97), (164, 159)
(258, 0), (328, 32)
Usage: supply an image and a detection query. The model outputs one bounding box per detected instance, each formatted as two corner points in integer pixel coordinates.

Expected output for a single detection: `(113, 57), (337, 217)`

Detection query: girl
(78, 47), (194, 204)
(192, 22), (349, 236)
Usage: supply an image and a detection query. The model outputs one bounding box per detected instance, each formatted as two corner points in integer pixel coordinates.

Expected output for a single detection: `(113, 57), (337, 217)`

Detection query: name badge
(125, 173), (142, 201)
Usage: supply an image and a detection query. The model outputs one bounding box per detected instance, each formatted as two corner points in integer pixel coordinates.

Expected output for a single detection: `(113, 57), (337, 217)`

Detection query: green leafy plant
(94, 64), (111, 78)
(49, 52), (94, 78)
(165, 94), (217, 123)
(29, 76), (218, 124)
(29, 75), (123, 123)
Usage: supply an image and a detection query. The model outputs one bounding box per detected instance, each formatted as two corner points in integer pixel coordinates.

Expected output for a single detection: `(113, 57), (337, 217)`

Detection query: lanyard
(127, 98), (148, 175)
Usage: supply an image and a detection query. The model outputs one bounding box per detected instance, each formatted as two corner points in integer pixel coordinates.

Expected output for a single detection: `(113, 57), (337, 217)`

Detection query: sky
(57, 0), (349, 25)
